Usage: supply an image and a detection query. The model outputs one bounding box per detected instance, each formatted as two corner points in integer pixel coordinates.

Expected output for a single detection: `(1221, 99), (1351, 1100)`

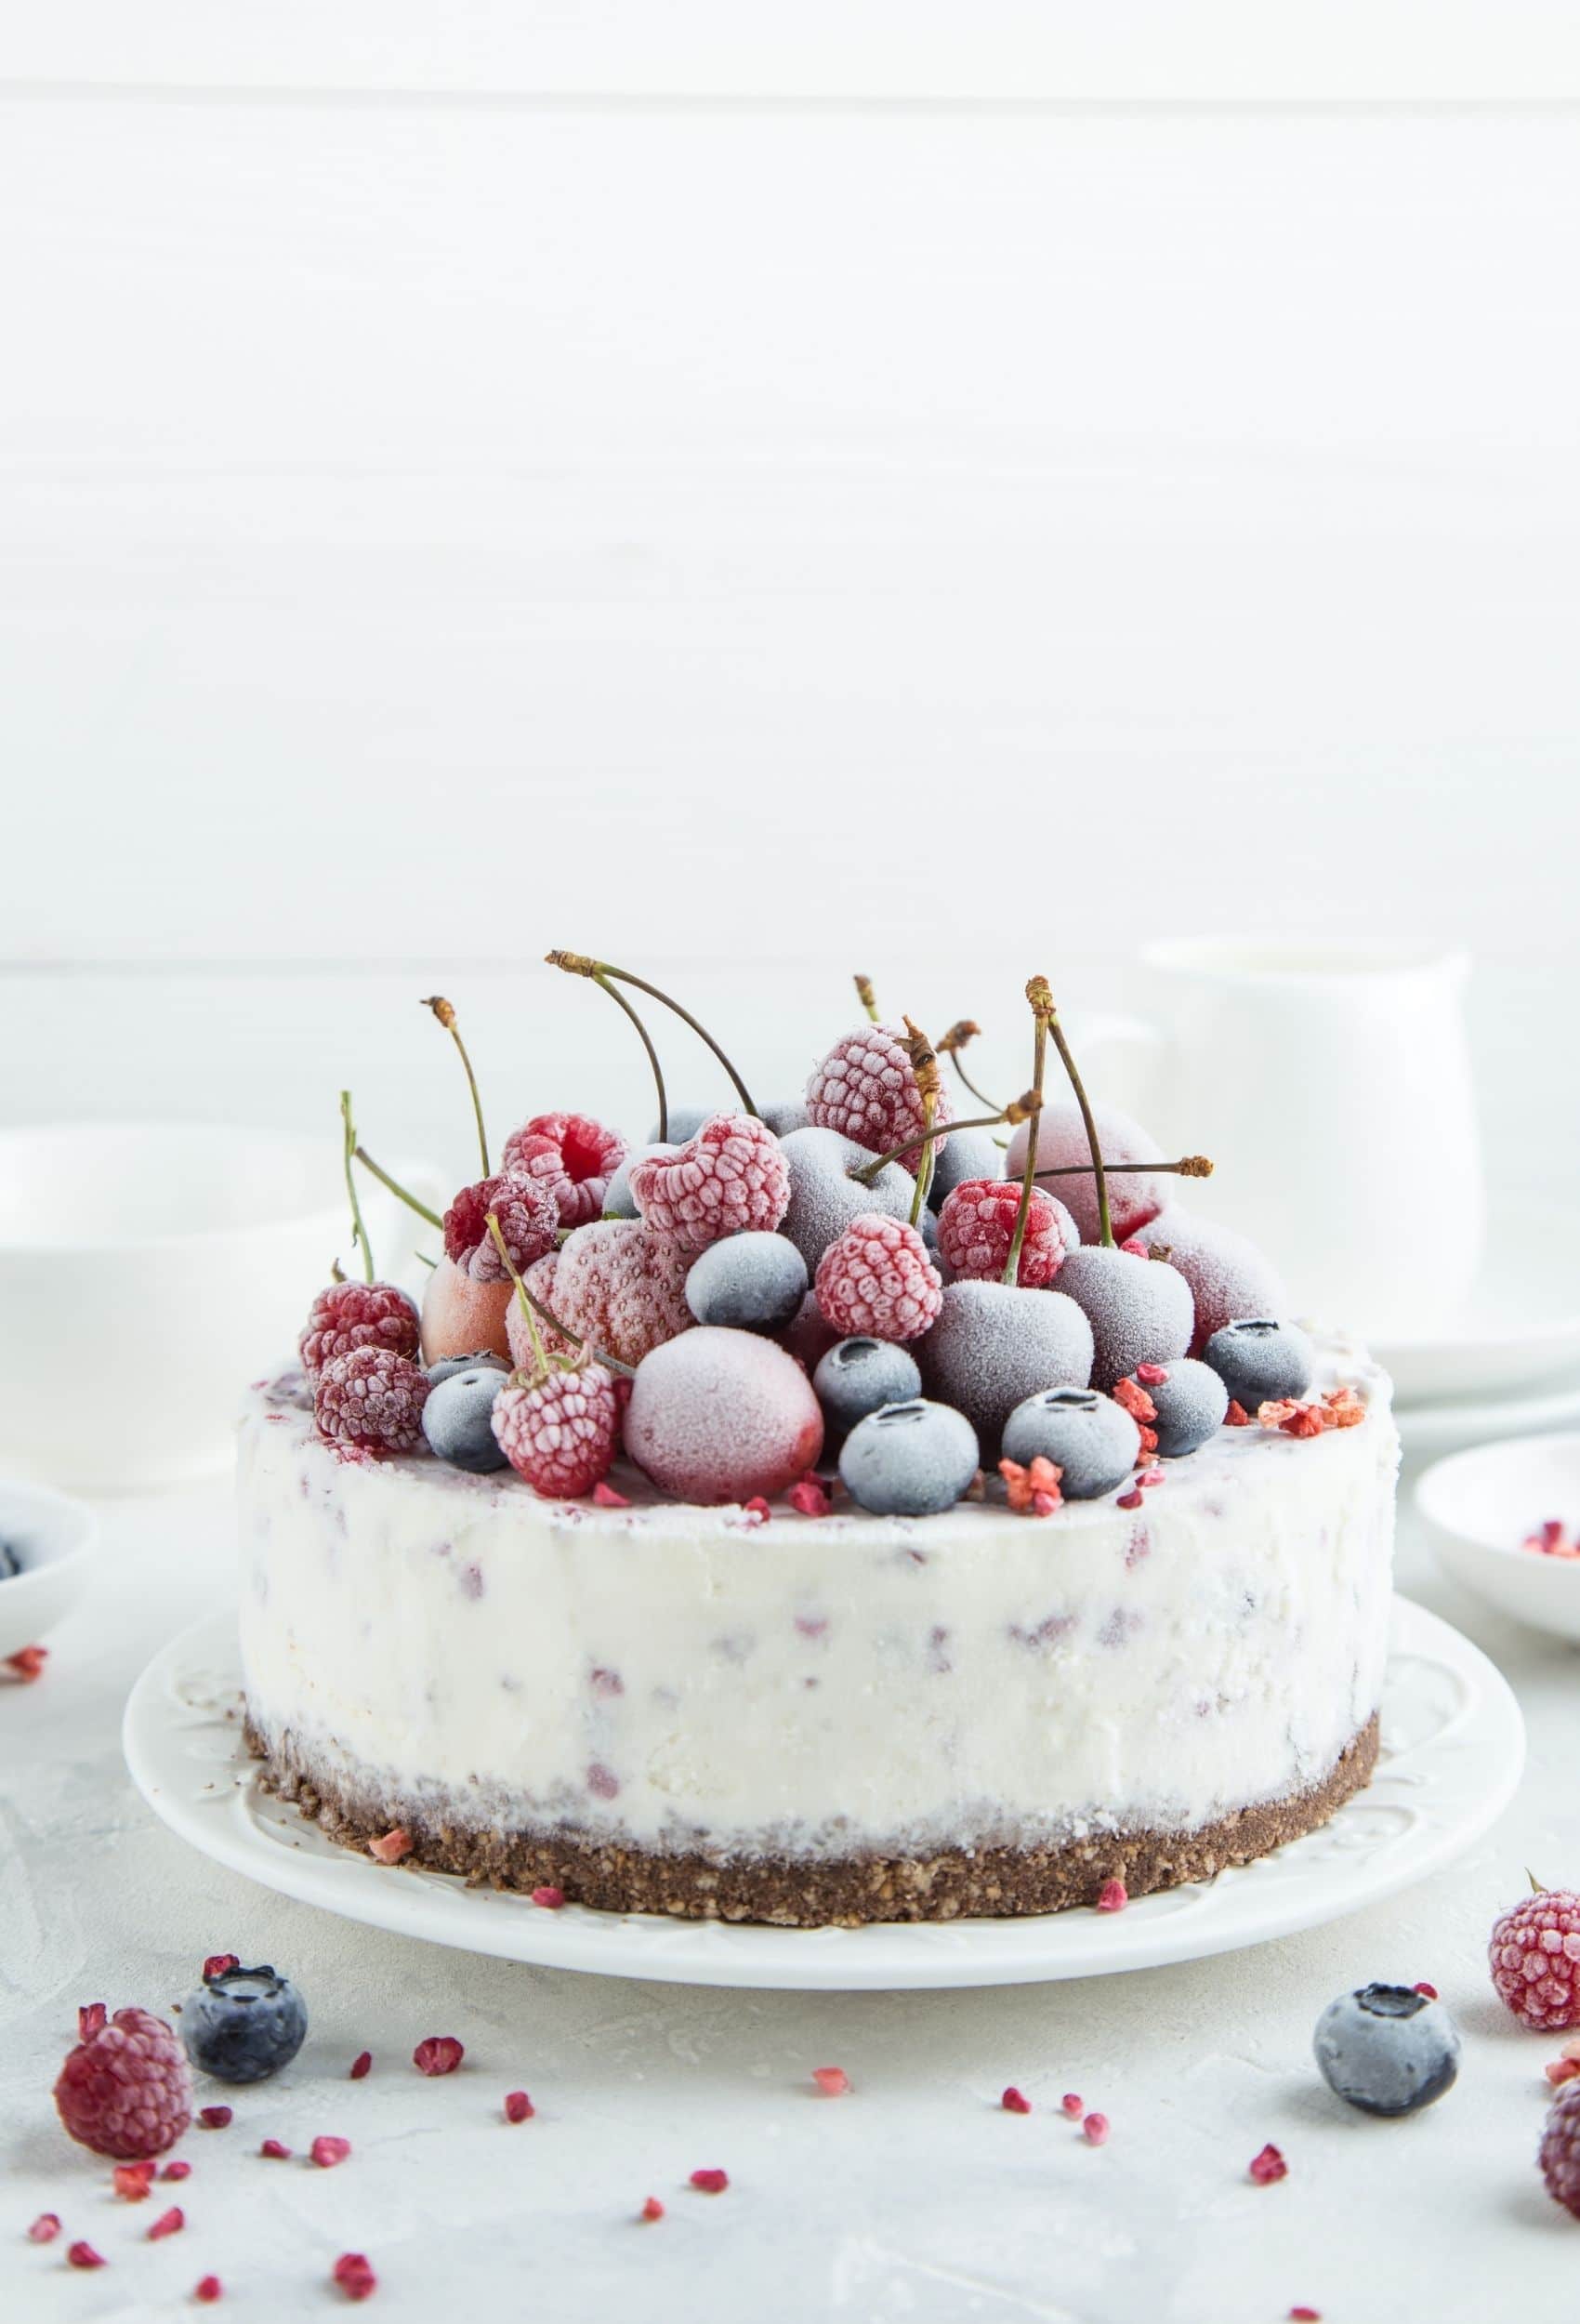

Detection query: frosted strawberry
(493, 1363), (622, 1499)
(806, 1023), (952, 1170)
(937, 1180), (1073, 1289)
(814, 1214), (943, 1342)
(505, 1251), (579, 1367)
(501, 1113), (627, 1228)
(554, 1221), (693, 1368)
(298, 1281), (420, 1381)
(443, 1169), (559, 1283)
(628, 1114), (790, 1260)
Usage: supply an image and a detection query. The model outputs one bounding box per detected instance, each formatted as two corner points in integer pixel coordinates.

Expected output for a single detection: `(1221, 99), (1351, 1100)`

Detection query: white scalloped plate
(123, 1601), (1522, 1991)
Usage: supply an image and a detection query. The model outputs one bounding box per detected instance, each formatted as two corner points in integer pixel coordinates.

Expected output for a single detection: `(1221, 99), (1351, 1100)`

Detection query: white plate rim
(122, 1598), (1523, 1993)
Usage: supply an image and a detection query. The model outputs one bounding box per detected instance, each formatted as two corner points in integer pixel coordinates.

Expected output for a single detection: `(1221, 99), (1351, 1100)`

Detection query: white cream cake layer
(239, 1334), (1397, 1861)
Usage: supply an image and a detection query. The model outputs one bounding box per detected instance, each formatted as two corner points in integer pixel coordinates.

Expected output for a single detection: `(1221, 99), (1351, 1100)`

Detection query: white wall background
(3, 11), (1578, 1194)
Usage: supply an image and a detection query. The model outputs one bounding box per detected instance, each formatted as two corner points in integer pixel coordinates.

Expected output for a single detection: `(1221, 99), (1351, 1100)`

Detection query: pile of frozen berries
(296, 964), (1367, 1515)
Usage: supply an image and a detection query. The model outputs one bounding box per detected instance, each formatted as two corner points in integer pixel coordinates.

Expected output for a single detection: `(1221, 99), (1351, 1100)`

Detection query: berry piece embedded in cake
(422, 1364), (510, 1472)
(314, 1347), (430, 1454)
(1055, 1248), (1194, 1394)
(179, 1965), (308, 2087)
(927, 1123), (1009, 1212)
(838, 1398), (980, 1517)
(1132, 1359), (1230, 1459)
(493, 1362), (623, 1499)
(813, 1336), (924, 1437)
(554, 1221), (693, 1368)
(1203, 1318), (1315, 1411)
(815, 1215), (943, 1342)
(628, 1113), (791, 1259)
(918, 1279), (1094, 1447)
(1000, 1386), (1141, 1497)
(936, 1180), (1073, 1289)
(1004, 1099), (1167, 1246)
(805, 1023), (952, 1169)
(1312, 1984), (1460, 2116)
(55, 2008), (193, 2159)
(1490, 1887), (1580, 2031)
(778, 1127), (917, 1271)
(443, 1170), (560, 1283)
(1139, 1207), (1291, 1358)
(421, 1254), (515, 1365)
(500, 1113), (627, 1227)
(685, 1231), (808, 1332)
(298, 1283), (420, 1381)
(624, 1327), (823, 1504)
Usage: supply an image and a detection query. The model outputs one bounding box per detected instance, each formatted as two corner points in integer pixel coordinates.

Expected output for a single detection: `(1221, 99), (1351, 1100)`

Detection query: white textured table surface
(3, 1464), (1577, 2321)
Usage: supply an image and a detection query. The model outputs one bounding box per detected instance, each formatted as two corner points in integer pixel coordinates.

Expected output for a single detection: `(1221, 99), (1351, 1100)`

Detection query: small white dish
(0, 1479), (98, 1661)
(1376, 1195), (1580, 1407)
(1415, 1432), (1580, 1643)
(124, 1598), (1521, 1991)
(1395, 1372), (1580, 1461)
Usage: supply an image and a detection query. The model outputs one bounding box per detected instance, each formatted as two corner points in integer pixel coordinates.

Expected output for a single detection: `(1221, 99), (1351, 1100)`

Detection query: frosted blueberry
(1055, 1247), (1193, 1393)
(760, 1097), (810, 1139)
(838, 1399), (980, 1517)
(427, 1350), (509, 1387)
(918, 1280), (1094, 1448)
(1142, 1358), (1230, 1459)
(778, 1128), (916, 1271)
(180, 1966), (308, 2086)
(605, 1142), (677, 1220)
(1203, 1317), (1314, 1409)
(1313, 1984), (1460, 2116)
(1001, 1387), (1139, 1498)
(685, 1232), (809, 1331)
(928, 1125), (1011, 1213)
(645, 1106), (715, 1147)
(422, 1365), (510, 1472)
(813, 1337), (924, 1436)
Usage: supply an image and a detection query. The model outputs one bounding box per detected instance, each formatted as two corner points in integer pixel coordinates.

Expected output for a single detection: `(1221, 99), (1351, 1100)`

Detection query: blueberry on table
(838, 1398), (979, 1517)
(181, 1967), (308, 2086)
(1202, 1317), (1314, 1409)
(1312, 1983), (1460, 2116)
(422, 1366), (509, 1472)
(813, 1337), (923, 1436)
(1000, 1387), (1139, 1498)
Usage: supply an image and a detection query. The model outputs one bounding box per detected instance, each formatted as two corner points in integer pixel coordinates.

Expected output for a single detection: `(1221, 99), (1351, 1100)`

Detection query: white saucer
(1376, 1195), (1580, 1407)
(1416, 1432), (1580, 1643)
(1394, 1371), (1580, 1460)
(123, 1600), (1522, 1992)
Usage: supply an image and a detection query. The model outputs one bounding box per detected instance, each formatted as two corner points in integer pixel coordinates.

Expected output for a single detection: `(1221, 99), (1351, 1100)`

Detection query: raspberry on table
(553, 1221), (693, 1367)
(443, 1169), (560, 1283)
(936, 1180), (1072, 1288)
(493, 1363), (623, 1498)
(814, 1214), (943, 1342)
(1490, 1888), (1580, 2030)
(502, 1112), (628, 1228)
(628, 1113), (791, 1259)
(298, 1282), (420, 1380)
(314, 1347), (430, 1454)
(805, 1024), (952, 1169)
(55, 2006), (193, 2159)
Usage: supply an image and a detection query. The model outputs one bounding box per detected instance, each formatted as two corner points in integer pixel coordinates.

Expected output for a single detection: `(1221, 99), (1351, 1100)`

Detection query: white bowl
(0, 1479), (98, 1660)
(1415, 1431), (1580, 1642)
(0, 1123), (442, 1492)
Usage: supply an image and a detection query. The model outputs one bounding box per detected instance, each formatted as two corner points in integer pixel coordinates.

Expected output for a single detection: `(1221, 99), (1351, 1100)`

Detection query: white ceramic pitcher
(1080, 943), (1484, 1344)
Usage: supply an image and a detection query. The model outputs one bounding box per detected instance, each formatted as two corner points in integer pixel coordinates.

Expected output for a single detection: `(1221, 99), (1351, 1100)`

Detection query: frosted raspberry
(314, 1347), (429, 1454)
(298, 1282), (420, 1380)
(805, 1023), (952, 1169)
(493, 1363), (622, 1498)
(505, 1251), (579, 1367)
(814, 1214), (942, 1342)
(55, 2007), (193, 2159)
(624, 1327), (824, 1504)
(502, 1113), (627, 1228)
(936, 1180), (1072, 1288)
(1490, 1889), (1580, 2030)
(553, 1221), (692, 1367)
(628, 1113), (790, 1259)
(443, 1169), (559, 1283)
(1542, 2082), (1580, 2216)
(1005, 1099), (1166, 1246)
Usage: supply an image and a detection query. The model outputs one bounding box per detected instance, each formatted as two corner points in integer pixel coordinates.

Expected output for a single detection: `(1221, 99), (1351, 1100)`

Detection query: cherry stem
(422, 997), (488, 1176)
(339, 1092), (375, 1284)
(850, 1103), (1034, 1184)
(484, 1211), (636, 1380)
(487, 1211), (546, 1373)
(853, 973), (880, 1023)
(909, 1095), (938, 1226)
(1047, 1006), (1113, 1248)
(1002, 982), (1050, 1286)
(353, 1146), (443, 1230)
(1034, 1155), (1213, 1182)
(950, 1054), (1004, 1114)
(546, 952), (756, 1116)
(594, 971), (667, 1143)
